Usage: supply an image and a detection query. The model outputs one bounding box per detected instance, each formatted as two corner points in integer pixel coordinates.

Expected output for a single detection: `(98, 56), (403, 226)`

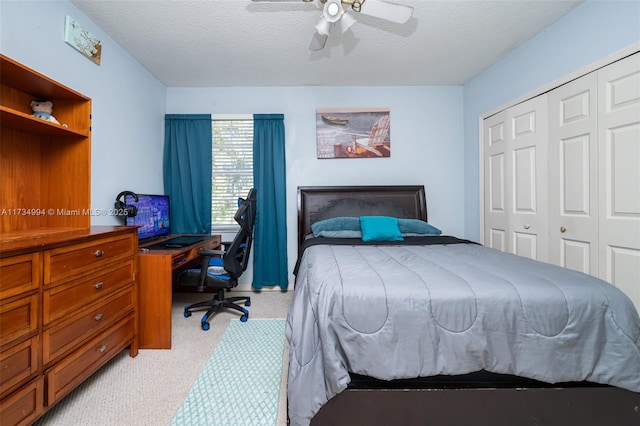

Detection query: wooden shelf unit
(0, 55), (138, 426)
(0, 54), (91, 234)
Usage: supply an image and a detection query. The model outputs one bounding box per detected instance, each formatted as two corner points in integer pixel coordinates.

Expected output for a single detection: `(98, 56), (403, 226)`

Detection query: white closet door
(507, 96), (549, 261)
(483, 111), (508, 251)
(548, 72), (599, 274)
(598, 52), (640, 312)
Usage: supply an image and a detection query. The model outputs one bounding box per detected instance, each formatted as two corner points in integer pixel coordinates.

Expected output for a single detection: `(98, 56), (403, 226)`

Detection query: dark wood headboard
(297, 185), (427, 250)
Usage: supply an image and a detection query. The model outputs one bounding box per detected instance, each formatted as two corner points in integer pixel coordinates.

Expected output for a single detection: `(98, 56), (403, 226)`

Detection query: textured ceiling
(70, 0), (583, 87)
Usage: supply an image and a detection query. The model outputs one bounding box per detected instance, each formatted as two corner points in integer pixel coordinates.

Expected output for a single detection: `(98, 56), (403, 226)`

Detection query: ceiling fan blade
(359, 0), (413, 24)
(309, 31), (329, 51)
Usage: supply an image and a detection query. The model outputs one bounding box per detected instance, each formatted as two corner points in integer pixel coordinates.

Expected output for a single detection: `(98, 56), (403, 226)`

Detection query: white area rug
(170, 318), (287, 426)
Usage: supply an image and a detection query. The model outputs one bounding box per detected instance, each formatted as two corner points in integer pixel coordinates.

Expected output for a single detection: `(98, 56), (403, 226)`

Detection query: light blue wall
(3, 0), (639, 283)
(167, 86), (464, 282)
(463, 0), (640, 241)
(0, 0), (166, 225)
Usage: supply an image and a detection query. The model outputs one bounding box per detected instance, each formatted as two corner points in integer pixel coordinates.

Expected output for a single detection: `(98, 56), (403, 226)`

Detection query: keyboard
(162, 236), (205, 247)
(143, 235), (206, 250)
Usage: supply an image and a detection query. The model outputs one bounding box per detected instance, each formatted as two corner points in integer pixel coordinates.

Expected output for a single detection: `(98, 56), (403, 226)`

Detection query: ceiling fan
(252, 0), (414, 51)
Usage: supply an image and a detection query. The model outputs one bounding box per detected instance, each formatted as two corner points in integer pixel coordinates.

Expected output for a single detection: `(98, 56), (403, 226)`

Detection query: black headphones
(114, 191), (138, 217)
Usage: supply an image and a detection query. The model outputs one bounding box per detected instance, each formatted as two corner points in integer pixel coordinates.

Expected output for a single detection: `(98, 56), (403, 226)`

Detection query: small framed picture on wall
(65, 15), (102, 65)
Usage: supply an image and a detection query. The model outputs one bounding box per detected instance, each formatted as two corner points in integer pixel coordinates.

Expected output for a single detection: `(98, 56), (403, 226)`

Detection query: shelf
(0, 54), (89, 102)
(0, 54), (91, 235)
(0, 107), (88, 138)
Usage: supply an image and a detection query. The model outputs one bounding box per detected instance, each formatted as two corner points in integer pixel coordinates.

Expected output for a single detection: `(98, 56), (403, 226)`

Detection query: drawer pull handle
(94, 313), (103, 321)
(524, 223), (531, 230)
(94, 282), (104, 289)
(560, 226), (567, 233)
(99, 345), (108, 353)
(93, 250), (105, 258)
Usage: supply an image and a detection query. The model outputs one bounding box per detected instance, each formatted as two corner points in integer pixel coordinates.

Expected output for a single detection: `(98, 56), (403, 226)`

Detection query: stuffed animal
(30, 100), (60, 124)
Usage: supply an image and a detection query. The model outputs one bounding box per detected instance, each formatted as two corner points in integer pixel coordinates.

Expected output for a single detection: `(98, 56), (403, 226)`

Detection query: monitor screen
(125, 194), (170, 240)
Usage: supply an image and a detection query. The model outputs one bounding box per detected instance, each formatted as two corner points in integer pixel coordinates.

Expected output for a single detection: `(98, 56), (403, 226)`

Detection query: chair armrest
(199, 249), (224, 257)
(192, 249), (225, 291)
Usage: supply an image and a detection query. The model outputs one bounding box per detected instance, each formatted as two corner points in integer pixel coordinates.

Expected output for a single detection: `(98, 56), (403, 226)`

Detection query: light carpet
(170, 318), (287, 426)
(34, 291), (293, 426)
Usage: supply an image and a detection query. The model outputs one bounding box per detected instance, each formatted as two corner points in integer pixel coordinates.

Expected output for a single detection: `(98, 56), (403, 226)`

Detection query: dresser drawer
(45, 234), (134, 284)
(0, 253), (40, 300)
(0, 295), (38, 347)
(43, 288), (134, 365)
(0, 337), (39, 396)
(43, 260), (134, 325)
(0, 376), (43, 426)
(45, 316), (134, 406)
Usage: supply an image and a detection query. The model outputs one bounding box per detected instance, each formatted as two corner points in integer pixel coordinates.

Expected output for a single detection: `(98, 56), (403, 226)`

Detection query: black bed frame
(297, 185), (640, 426)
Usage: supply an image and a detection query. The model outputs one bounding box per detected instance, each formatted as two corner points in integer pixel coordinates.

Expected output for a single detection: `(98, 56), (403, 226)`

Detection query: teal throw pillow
(398, 219), (442, 235)
(311, 217), (360, 236)
(360, 216), (404, 242)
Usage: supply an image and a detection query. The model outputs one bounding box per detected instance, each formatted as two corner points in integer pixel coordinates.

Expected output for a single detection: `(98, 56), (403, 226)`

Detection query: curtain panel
(253, 114), (288, 289)
(163, 114), (212, 234)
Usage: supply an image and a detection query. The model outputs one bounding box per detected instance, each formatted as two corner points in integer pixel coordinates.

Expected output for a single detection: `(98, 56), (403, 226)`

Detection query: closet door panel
(608, 125), (640, 215)
(483, 112), (508, 251)
(548, 72), (598, 274)
(508, 96), (548, 261)
(598, 52), (640, 312)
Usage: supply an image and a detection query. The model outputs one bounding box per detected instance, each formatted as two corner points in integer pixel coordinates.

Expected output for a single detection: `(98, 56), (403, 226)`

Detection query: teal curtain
(163, 114), (212, 234)
(253, 114), (288, 289)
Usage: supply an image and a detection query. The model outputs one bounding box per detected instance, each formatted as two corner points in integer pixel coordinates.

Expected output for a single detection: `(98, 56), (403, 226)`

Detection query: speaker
(114, 191), (138, 217)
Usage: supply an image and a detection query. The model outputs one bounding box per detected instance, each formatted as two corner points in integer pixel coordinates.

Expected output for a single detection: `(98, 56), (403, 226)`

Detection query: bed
(286, 185), (640, 426)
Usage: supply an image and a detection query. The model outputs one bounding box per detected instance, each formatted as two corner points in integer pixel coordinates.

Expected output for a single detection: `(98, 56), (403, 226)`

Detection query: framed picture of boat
(316, 108), (391, 159)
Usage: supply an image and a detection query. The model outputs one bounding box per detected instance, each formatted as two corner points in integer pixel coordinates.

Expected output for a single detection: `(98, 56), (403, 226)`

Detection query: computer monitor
(125, 194), (170, 241)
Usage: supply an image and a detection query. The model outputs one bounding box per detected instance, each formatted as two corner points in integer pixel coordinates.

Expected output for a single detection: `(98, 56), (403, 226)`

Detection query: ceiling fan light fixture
(323, 0), (344, 23)
(303, 0), (412, 51)
(338, 11), (356, 33)
(327, 2), (340, 17)
(315, 17), (332, 36)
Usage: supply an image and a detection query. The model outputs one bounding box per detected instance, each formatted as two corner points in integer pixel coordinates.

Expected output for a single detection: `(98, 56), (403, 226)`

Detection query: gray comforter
(286, 238), (640, 426)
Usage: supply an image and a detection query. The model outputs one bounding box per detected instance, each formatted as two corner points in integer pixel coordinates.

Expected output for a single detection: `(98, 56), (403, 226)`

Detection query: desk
(137, 234), (221, 349)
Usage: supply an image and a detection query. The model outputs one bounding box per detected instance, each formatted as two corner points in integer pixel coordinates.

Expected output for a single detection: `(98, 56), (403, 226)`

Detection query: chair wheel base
(182, 294), (251, 329)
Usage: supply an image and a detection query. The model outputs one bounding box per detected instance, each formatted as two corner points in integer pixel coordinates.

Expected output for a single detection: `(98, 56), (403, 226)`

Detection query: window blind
(212, 119), (254, 227)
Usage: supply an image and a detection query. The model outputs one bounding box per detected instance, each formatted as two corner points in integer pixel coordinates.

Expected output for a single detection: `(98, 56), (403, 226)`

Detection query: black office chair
(180, 189), (257, 330)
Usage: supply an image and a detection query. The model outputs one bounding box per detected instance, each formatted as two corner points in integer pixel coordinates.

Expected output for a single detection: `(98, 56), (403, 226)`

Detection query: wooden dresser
(0, 228), (139, 425)
(0, 55), (139, 425)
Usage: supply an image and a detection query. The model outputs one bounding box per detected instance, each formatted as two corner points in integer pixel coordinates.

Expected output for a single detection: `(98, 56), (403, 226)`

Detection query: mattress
(286, 237), (640, 426)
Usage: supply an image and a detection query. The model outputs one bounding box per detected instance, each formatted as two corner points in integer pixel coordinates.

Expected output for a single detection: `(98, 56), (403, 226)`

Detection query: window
(211, 116), (253, 229)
